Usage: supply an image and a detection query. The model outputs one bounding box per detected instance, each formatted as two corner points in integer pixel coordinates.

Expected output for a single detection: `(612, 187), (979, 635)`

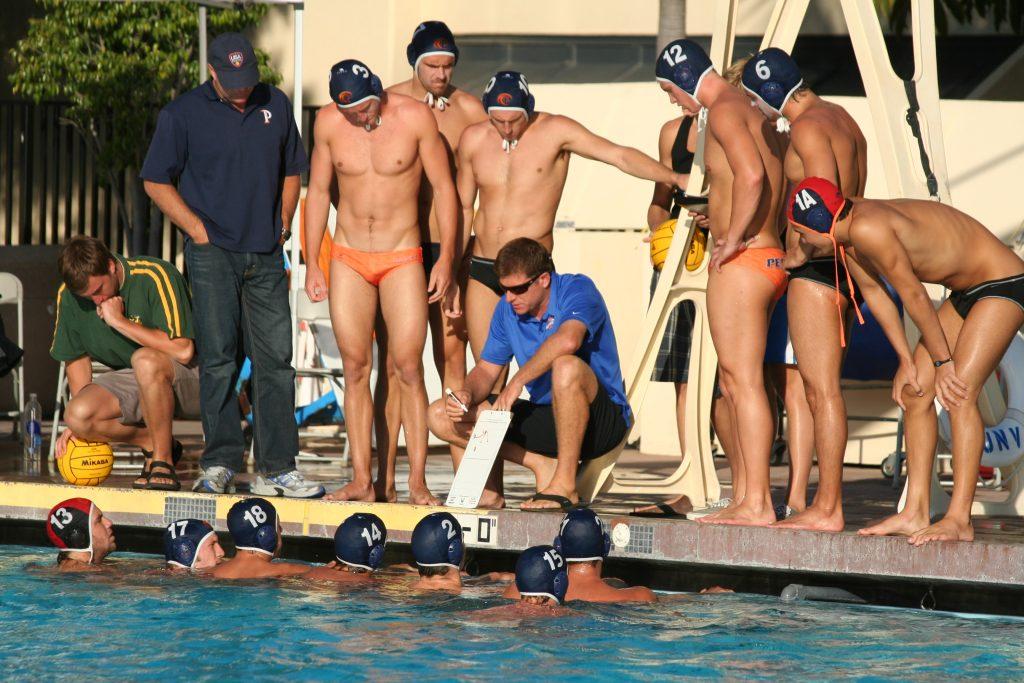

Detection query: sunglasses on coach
(499, 272), (543, 295)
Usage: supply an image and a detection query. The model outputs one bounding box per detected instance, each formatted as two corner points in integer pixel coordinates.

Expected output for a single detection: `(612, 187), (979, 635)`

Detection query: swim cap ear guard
(46, 498), (94, 560)
(411, 512), (464, 569)
(655, 39), (714, 105)
(227, 498), (279, 555)
(164, 518), (216, 570)
(335, 513), (388, 571)
(407, 20), (459, 68)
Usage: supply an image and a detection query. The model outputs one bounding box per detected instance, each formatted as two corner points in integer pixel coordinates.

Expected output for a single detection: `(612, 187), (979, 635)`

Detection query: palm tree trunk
(658, 0), (687, 51)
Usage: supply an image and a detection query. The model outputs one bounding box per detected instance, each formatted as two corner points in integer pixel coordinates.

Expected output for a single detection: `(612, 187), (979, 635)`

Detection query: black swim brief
(469, 256), (502, 296)
(422, 242), (441, 279)
(487, 384), (628, 461)
(789, 257), (858, 306)
(948, 273), (1024, 319)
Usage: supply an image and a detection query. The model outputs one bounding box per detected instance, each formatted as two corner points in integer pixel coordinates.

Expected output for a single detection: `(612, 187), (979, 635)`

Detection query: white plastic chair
(0, 273), (24, 433)
(293, 294), (350, 465)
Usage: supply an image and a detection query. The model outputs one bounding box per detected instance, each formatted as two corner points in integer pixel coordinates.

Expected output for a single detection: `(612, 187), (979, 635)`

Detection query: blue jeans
(185, 242), (297, 475)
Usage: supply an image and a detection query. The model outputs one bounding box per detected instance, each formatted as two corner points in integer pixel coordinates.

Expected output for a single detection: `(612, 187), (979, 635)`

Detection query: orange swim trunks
(726, 247), (788, 301)
(331, 244), (423, 287)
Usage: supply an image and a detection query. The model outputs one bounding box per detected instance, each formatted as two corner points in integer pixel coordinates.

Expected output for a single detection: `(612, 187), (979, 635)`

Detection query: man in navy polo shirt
(141, 32), (323, 498)
(428, 238), (631, 510)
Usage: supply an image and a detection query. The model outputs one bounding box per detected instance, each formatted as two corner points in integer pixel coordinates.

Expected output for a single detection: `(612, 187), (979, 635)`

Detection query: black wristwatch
(934, 357), (953, 368)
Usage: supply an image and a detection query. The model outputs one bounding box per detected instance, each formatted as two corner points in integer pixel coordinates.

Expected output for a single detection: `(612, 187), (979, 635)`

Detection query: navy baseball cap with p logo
(209, 32), (259, 90)
(742, 48), (803, 116)
(329, 59), (384, 109)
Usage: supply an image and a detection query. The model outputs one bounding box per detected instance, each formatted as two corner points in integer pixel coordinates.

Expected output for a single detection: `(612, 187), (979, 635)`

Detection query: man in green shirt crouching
(51, 236), (199, 491)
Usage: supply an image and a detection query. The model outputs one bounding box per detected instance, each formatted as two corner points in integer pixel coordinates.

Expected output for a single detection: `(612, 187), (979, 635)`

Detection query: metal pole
(289, 3), (304, 372)
(198, 5), (208, 83)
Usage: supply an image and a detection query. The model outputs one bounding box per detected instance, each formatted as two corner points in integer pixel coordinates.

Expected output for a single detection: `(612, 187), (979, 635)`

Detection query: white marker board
(445, 410), (512, 508)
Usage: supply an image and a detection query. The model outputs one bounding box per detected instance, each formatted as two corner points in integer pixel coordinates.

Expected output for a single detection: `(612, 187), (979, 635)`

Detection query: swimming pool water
(2, 544), (1023, 681)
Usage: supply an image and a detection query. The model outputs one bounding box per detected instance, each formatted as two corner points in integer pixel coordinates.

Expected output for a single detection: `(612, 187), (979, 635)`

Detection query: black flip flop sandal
(630, 503), (690, 519)
(521, 493), (578, 512)
(144, 460), (181, 491)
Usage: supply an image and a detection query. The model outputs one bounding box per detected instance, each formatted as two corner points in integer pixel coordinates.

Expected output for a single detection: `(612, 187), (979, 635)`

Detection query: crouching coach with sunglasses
(428, 238), (632, 511)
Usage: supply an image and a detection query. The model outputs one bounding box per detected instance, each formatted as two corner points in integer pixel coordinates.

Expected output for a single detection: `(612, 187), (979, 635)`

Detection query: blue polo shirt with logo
(140, 81), (308, 253)
(481, 272), (632, 423)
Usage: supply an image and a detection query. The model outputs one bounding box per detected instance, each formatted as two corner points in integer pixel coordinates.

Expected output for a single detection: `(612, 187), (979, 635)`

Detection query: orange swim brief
(330, 244), (423, 287)
(726, 247), (788, 301)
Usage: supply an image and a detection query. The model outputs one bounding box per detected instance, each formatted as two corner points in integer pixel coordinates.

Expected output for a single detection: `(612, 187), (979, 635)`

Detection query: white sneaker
(192, 466), (236, 494)
(250, 470), (325, 499)
(686, 497), (733, 520)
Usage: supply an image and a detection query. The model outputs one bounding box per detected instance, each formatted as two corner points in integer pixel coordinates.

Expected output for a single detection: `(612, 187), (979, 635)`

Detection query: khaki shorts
(92, 362), (201, 425)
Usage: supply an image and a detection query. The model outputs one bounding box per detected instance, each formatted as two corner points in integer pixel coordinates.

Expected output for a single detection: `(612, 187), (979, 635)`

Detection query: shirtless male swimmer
(304, 59), (458, 505)
(656, 39), (788, 527)
(787, 177), (1024, 546)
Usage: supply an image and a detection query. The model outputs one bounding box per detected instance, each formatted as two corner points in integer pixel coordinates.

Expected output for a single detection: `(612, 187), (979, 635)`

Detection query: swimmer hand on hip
(709, 237), (755, 272)
(305, 265), (328, 303)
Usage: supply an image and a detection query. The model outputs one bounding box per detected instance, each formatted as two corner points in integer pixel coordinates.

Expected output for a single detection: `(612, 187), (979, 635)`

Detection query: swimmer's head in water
(741, 48), (803, 120)
(227, 498), (280, 557)
(787, 177), (847, 236)
(656, 39), (714, 111)
(483, 71), (534, 145)
(408, 21), (458, 96)
(47, 498), (115, 563)
(411, 512), (464, 571)
(335, 513), (387, 571)
(554, 509), (611, 563)
(164, 518), (222, 570)
(329, 59), (384, 127)
(515, 545), (569, 604)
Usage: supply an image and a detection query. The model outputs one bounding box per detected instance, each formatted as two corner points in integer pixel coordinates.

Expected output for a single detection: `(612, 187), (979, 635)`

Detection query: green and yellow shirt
(50, 254), (194, 370)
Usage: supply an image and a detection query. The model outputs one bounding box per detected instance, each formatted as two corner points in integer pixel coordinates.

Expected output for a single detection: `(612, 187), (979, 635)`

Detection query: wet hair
(58, 236), (113, 293)
(722, 56), (751, 88)
(494, 238), (554, 279)
(418, 565), (451, 578)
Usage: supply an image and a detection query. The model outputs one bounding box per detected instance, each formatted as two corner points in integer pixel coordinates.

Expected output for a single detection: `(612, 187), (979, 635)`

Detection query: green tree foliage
(876, 0), (1023, 35)
(8, 0), (280, 245)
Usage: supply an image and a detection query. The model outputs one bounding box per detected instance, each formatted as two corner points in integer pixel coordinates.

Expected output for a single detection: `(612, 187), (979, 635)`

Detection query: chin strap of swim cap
(824, 202), (865, 348)
(776, 117), (791, 134)
(502, 138), (518, 153)
(424, 92), (449, 111)
(364, 115), (382, 132)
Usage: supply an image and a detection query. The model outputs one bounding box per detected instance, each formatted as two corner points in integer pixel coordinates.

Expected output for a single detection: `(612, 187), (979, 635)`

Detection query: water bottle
(23, 393), (42, 458)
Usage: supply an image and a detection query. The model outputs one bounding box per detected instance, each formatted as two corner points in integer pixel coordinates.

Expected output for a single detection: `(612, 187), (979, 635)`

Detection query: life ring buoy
(937, 332), (1024, 469)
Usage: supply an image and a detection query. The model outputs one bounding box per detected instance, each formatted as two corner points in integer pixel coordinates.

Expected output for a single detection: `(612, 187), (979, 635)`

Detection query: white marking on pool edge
(612, 523), (630, 549)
